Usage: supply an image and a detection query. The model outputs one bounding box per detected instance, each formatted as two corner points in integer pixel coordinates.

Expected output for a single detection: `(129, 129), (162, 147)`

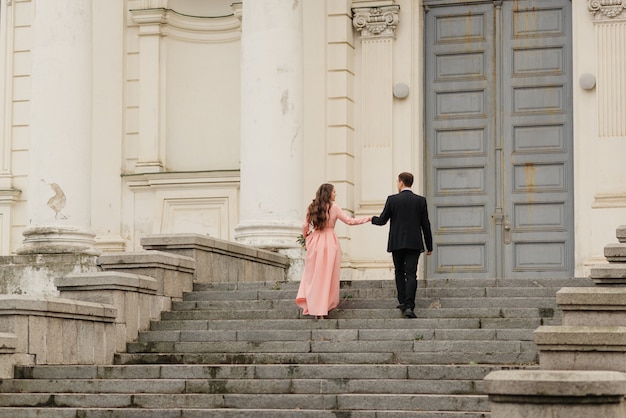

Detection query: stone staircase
(0, 275), (593, 417)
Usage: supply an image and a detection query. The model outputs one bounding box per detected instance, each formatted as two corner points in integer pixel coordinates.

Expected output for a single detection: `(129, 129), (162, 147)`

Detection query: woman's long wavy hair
(306, 183), (334, 230)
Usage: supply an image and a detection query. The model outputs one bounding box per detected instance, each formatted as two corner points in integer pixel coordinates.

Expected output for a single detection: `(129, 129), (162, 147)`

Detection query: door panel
(424, 0), (573, 278)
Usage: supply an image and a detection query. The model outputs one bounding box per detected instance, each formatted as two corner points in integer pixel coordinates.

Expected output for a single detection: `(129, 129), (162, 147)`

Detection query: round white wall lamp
(393, 83), (410, 99)
(579, 73), (596, 90)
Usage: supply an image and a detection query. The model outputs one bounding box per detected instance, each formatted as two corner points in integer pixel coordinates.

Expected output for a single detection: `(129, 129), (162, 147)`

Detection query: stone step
(2, 274), (580, 417)
(190, 277), (593, 292)
(14, 364), (506, 381)
(183, 285), (589, 303)
(137, 328), (534, 343)
(183, 287), (565, 302)
(159, 307), (556, 321)
(149, 317), (549, 332)
(149, 317), (484, 331)
(126, 336), (534, 352)
(0, 408), (492, 418)
(0, 377), (487, 395)
(173, 296), (558, 310)
(0, 393), (489, 412)
(113, 350), (536, 366)
(124, 339), (535, 356)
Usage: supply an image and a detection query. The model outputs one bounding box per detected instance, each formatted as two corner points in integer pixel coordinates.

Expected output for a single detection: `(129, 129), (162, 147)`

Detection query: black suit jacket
(372, 189), (433, 253)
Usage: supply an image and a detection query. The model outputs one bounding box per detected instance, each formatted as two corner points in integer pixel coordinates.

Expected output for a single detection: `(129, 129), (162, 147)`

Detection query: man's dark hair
(398, 172), (414, 187)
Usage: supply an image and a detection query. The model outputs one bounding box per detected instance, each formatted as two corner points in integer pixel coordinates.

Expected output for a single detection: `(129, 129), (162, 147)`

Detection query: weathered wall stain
(46, 182), (67, 219)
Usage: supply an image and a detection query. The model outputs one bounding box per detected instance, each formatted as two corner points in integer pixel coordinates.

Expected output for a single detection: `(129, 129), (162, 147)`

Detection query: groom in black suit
(372, 172), (433, 318)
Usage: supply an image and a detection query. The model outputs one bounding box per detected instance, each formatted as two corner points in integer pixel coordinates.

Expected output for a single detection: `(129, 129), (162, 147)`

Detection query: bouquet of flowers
(296, 234), (306, 248)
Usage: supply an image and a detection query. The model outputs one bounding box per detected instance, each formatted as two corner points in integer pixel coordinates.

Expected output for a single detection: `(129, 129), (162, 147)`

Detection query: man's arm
(372, 196), (392, 226)
(421, 199), (433, 253)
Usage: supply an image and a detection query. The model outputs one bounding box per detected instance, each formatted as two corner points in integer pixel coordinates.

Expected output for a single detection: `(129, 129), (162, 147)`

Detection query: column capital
(352, 5), (400, 39)
(589, 0), (626, 21)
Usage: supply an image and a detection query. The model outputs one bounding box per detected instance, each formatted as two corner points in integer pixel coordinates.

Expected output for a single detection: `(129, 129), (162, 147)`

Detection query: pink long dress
(295, 203), (370, 316)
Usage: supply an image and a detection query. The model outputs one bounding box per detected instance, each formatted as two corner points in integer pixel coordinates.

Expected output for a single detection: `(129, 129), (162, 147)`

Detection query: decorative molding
(231, 2), (242, 24)
(124, 170), (240, 191)
(0, 188), (21, 204)
(352, 5), (400, 39)
(130, 8), (241, 43)
(124, 170), (240, 241)
(589, 0), (626, 20)
(592, 191), (626, 208)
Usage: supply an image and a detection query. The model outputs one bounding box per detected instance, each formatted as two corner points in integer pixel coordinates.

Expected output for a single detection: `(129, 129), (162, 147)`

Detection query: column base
(16, 226), (101, 256)
(234, 220), (302, 251)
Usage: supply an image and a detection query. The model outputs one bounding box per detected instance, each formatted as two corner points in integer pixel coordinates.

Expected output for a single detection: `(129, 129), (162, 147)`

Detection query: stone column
(352, 4), (400, 202)
(234, 0), (304, 251)
(18, 0), (98, 256)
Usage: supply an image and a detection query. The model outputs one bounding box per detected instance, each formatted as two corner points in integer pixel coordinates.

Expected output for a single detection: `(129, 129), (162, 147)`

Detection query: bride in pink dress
(296, 183), (371, 319)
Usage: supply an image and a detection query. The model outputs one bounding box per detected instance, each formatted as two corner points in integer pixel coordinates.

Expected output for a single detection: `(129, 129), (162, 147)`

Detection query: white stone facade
(0, 0), (624, 288)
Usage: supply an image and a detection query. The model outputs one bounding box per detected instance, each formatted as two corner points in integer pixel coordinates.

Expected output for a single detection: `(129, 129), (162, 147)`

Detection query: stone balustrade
(56, 271), (161, 353)
(140, 233), (289, 283)
(97, 250), (195, 302)
(486, 225), (626, 417)
(0, 236), (289, 379)
(0, 296), (116, 378)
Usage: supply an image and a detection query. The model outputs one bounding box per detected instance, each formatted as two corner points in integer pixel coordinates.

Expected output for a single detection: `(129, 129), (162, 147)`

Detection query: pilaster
(130, 8), (167, 174)
(352, 3), (399, 204)
(0, 1), (26, 255)
(0, 0), (14, 188)
(325, 1), (356, 255)
(588, 0), (626, 139)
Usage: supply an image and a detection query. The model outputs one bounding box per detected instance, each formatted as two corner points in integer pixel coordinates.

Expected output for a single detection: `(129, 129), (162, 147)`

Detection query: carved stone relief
(589, 0), (626, 20)
(352, 5), (400, 39)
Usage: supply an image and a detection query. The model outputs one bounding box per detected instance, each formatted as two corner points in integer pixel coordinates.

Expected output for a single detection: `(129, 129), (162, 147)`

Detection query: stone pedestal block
(0, 296), (116, 378)
(590, 263), (626, 285)
(485, 370), (626, 418)
(56, 271), (161, 352)
(606, 243), (626, 262)
(0, 254), (99, 297)
(97, 251), (195, 302)
(558, 287), (626, 326)
(617, 225), (626, 244)
(140, 234), (288, 283)
(535, 325), (626, 371)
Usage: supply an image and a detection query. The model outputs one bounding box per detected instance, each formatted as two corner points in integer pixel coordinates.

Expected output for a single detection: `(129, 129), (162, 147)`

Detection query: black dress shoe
(403, 308), (417, 318)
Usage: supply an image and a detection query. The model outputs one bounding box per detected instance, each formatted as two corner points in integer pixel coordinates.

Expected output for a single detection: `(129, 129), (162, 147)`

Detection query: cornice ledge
(0, 188), (21, 204)
(123, 170), (241, 190)
(592, 191), (626, 208)
(130, 8), (168, 25)
(130, 8), (241, 42)
(589, 0), (626, 21)
(352, 4), (400, 39)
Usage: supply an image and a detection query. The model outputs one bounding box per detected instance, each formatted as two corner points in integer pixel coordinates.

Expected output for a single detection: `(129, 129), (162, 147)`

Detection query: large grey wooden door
(424, 0), (573, 279)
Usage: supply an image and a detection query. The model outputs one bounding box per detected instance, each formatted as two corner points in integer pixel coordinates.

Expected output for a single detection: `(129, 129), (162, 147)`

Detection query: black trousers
(392, 249), (421, 310)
